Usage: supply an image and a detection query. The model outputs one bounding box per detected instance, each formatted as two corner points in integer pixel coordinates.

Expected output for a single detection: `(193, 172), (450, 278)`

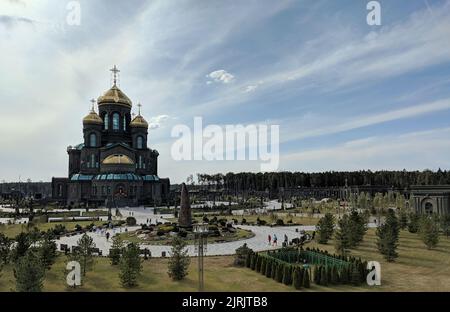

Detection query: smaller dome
(102, 154), (134, 165)
(130, 115), (148, 128)
(83, 110), (103, 125)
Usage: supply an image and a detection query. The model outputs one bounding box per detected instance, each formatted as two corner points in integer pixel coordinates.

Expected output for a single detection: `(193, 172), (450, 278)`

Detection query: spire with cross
(110, 65), (120, 86)
(137, 102), (142, 116)
(90, 98), (96, 112)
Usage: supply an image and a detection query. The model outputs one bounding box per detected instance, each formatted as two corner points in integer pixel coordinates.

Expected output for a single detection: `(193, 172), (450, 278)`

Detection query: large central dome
(97, 84), (132, 108)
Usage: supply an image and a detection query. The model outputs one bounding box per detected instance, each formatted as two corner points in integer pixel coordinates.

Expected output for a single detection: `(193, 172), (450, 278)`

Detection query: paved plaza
(55, 206), (377, 257)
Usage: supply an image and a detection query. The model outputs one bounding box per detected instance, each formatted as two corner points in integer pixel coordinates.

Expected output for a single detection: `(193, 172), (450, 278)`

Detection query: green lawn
(1, 227), (449, 291)
(0, 220), (106, 239)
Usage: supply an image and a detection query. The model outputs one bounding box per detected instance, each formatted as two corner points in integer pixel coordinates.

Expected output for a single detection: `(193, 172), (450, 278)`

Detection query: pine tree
(14, 250), (45, 292)
(282, 265), (293, 286)
(245, 252), (252, 268)
(419, 216), (440, 250)
(316, 213), (335, 244)
(109, 235), (124, 265)
(0, 233), (11, 265)
(250, 254), (256, 270)
(350, 264), (361, 286)
(314, 265), (321, 284)
(38, 236), (57, 270)
(319, 266), (328, 286)
(256, 255), (262, 273)
(168, 236), (190, 280)
(260, 257), (267, 275)
(293, 267), (302, 290)
(408, 213), (420, 233)
(376, 210), (399, 262)
(275, 263), (284, 283)
(334, 215), (351, 256)
(11, 232), (31, 261)
(302, 268), (310, 288)
(120, 243), (143, 287)
(271, 261), (277, 279)
(70, 233), (95, 276)
(340, 266), (348, 284)
(265, 259), (272, 277)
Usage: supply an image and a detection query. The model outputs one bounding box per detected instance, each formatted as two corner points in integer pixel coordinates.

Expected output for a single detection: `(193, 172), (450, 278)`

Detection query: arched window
(104, 113), (109, 130)
(123, 115), (127, 131)
(112, 113), (120, 130)
(89, 133), (96, 147)
(137, 136), (143, 149)
(91, 154), (95, 168)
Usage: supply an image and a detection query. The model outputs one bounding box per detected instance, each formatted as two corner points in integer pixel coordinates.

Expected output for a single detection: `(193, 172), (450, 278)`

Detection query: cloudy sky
(1, 0), (450, 183)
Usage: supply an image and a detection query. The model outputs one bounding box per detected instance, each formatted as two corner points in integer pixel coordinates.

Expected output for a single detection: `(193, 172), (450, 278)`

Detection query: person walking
(268, 234), (272, 245)
(106, 232), (110, 241)
(273, 234), (277, 246)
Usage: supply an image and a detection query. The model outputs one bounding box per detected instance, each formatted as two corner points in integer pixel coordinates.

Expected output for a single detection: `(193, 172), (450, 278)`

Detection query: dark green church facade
(52, 67), (169, 207)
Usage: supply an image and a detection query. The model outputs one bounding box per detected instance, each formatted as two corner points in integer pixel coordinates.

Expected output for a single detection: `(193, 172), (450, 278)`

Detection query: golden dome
(83, 110), (103, 125)
(102, 154), (134, 165)
(97, 85), (132, 108)
(130, 115), (148, 128)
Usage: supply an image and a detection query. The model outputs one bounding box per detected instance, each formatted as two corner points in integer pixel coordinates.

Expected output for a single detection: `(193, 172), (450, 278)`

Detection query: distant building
(0, 182), (51, 200)
(410, 185), (450, 215)
(52, 66), (170, 207)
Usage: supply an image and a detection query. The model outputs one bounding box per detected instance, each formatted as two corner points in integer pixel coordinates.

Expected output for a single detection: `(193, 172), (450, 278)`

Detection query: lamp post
(194, 223), (208, 292)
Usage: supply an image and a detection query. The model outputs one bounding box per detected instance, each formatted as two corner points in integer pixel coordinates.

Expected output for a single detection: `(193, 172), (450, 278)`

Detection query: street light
(194, 223), (208, 292)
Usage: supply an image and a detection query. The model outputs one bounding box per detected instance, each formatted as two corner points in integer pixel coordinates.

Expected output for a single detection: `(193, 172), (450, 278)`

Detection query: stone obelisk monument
(178, 183), (192, 228)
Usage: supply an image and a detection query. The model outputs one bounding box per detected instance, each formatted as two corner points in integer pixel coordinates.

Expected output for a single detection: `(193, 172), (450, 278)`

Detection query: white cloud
(148, 114), (170, 129)
(206, 69), (235, 84)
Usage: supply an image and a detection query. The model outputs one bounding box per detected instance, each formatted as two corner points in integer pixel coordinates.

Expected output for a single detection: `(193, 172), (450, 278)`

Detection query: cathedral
(52, 66), (170, 207)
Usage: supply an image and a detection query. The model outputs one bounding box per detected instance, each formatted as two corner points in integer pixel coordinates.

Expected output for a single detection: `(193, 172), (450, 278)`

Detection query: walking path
(55, 206), (378, 257)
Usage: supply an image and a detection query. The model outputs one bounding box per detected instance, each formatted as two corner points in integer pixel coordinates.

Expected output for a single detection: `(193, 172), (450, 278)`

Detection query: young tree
(260, 257), (267, 275)
(282, 264), (293, 286)
(419, 216), (440, 250)
(293, 267), (303, 290)
(70, 233), (96, 276)
(408, 213), (420, 233)
(120, 243), (143, 287)
(440, 215), (450, 238)
(0, 233), (11, 265)
(302, 268), (310, 288)
(334, 215), (350, 256)
(316, 213), (335, 244)
(275, 263), (284, 283)
(11, 232), (31, 261)
(376, 210), (399, 262)
(14, 250), (45, 292)
(109, 236), (124, 265)
(347, 210), (368, 247)
(168, 236), (190, 281)
(38, 236), (57, 270)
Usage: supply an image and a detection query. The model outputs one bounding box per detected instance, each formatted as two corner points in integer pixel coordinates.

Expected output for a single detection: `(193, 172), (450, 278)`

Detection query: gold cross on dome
(110, 65), (120, 85)
(137, 102), (142, 115)
(90, 98), (96, 112)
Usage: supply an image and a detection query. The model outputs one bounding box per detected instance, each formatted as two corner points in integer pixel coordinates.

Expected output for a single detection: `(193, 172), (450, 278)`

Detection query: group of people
(267, 233), (289, 246)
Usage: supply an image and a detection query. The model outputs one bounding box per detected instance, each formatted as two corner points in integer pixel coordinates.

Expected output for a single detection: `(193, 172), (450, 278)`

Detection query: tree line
(196, 169), (450, 191)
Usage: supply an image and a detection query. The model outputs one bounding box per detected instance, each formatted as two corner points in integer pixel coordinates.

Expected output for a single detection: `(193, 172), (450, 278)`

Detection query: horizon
(2, 0), (450, 184)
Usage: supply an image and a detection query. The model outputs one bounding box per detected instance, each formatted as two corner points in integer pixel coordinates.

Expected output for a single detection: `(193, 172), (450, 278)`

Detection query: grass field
(0, 228), (448, 292)
(0, 220), (106, 239)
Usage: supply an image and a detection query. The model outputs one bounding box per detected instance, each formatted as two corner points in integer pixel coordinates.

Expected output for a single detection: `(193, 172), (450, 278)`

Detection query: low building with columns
(410, 185), (450, 215)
